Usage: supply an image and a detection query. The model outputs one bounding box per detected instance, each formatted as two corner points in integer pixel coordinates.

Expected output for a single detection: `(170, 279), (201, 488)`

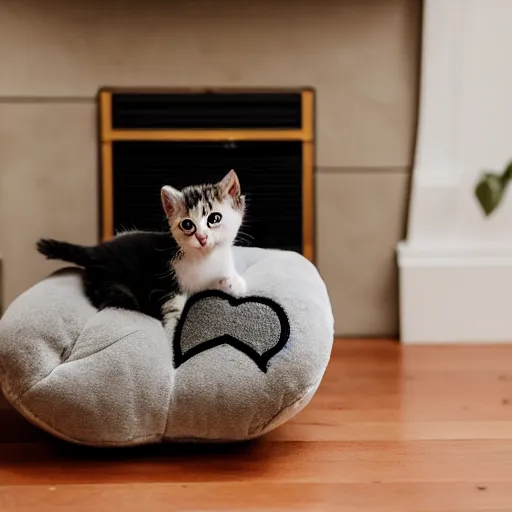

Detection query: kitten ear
(219, 169), (241, 199)
(161, 186), (184, 217)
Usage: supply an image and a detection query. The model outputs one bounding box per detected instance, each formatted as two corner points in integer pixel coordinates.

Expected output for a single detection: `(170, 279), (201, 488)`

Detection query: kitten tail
(36, 239), (91, 267)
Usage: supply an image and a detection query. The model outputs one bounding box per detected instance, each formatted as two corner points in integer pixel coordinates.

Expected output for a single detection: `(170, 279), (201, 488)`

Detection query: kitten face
(161, 170), (245, 254)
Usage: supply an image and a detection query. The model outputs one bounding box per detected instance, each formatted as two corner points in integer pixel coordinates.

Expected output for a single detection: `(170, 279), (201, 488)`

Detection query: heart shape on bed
(172, 290), (290, 373)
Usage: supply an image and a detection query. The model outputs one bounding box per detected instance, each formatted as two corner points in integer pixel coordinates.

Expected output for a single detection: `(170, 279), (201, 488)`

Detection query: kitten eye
(207, 212), (222, 227)
(179, 218), (196, 234)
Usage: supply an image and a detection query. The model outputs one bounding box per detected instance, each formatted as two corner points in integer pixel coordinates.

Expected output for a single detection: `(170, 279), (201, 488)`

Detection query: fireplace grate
(98, 88), (315, 261)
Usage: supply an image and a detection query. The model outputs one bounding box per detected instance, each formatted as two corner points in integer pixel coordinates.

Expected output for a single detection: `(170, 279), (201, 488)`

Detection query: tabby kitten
(36, 170), (247, 334)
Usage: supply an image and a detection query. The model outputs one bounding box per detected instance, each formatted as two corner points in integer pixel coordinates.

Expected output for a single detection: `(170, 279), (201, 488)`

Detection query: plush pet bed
(0, 247), (334, 446)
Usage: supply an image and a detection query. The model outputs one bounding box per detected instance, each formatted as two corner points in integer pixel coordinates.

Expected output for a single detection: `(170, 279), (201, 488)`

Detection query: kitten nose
(195, 233), (208, 247)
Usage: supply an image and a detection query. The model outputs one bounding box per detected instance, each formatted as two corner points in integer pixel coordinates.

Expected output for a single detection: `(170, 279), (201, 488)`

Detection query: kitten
(161, 169), (247, 297)
(36, 170), (247, 334)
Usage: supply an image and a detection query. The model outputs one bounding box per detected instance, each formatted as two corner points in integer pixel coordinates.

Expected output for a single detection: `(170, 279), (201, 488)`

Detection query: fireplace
(98, 88), (315, 261)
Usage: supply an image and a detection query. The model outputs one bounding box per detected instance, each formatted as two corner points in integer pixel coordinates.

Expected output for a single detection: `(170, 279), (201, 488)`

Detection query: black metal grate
(112, 141), (303, 253)
(111, 92), (303, 129)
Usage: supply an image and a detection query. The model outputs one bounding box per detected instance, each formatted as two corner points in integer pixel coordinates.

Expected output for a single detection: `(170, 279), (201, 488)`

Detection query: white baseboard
(397, 242), (512, 344)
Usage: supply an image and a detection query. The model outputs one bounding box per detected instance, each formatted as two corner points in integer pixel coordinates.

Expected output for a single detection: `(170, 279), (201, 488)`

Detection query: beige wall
(0, 0), (421, 336)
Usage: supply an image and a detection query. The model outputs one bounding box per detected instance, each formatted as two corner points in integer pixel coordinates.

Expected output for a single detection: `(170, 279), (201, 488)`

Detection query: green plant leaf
(475, 173), (506, 216)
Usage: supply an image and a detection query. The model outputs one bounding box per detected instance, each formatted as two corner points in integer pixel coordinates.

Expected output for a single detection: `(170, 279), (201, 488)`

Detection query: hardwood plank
(2, 440), (512, 485)
(331, 340), (512, 373)
(267, 419), (512, 441)
(1, 482), (511, 512)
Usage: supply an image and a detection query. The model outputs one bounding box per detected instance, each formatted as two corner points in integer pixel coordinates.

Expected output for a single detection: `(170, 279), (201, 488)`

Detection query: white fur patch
(161, 188), (247, 331)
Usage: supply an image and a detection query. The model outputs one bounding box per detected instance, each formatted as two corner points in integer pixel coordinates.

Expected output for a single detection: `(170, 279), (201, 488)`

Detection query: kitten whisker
(237, 230), (254, 241)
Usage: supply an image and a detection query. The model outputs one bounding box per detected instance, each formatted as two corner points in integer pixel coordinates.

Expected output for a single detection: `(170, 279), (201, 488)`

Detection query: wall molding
(399, 243), (512, 268)
(399, 242), (512, 343)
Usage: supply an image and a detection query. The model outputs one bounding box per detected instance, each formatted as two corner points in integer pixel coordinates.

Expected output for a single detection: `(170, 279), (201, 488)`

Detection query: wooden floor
(2, 340), (512, 511)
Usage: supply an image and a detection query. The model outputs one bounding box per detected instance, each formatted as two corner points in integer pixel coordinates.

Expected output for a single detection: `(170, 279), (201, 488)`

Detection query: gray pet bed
(0, 247), (334, 446)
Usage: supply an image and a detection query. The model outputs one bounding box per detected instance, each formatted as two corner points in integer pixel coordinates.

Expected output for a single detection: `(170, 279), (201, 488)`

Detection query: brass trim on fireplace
(104, 129), (309, 142)
(100, 142), (114, 242)
(99, 91), (113, 241)
(302, 141), (315, 262)
(100, 91), (112, 141)
(301, 90), (315, 262)
(98, 88), (316, 261)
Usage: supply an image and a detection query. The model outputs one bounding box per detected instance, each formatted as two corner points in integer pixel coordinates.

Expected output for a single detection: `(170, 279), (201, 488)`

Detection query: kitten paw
(217, 274), (247, 296)
(162, 293), (188, 338)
